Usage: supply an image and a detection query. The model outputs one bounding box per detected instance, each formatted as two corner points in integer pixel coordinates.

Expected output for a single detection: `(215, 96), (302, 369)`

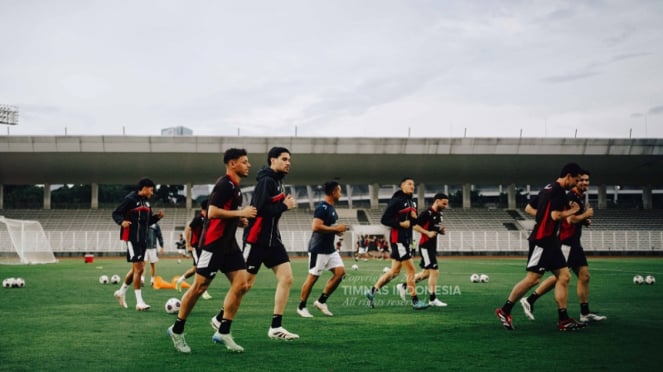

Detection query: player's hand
(336, 224), (349, 233)
(400, 220), (411, 228)
(239, 217), (249, 227)
(121, 220), (131, 228)
(410, 210), (418, 219)
(427, 231), (437, 239)
(568, 201), (580, 214)
(439, 226), (446, 235)
(242, 205), (257, 218)
(156, 209), (165, 219)
(284, 195), (297, 209)
(585, 205), (594, 218)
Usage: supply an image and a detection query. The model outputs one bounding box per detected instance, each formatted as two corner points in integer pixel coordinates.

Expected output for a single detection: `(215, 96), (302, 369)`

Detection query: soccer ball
(99, 275), (109, 284)
(351, 264), (359, 271)
(479, 274), (490, 283)
(633, 275), (644, 284)
(470, 273), (480, 283)
(645, 275), (656, 285)
(14, 278), (25, 288)
(3, 278), (15, 288)
(111, 274), (121, 284)
(383, 266), (390, 274)
(165, 297), (181, 314)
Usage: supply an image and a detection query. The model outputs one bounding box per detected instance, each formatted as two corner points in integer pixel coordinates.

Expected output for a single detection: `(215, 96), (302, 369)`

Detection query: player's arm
(380, 200), (401, 228)
(311, 218), (347, 234)
(208, 204), (257, 220)
(524, 204), (537, 217)
(252, 179), (289, 215)
(413, 224), (437, 239)
(111, 198), (132, 226)
(184, 225), (193, 251)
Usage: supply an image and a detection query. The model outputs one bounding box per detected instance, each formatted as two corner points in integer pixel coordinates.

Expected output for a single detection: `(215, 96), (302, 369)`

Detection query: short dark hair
(434, 193), (448, 200)
(137, 177), (155, 189)
(267, 146), (290, 165)
(400, 177), (414, 185)
(559, 163), (582, 178)
(324, 181), (340, 195)
(223, 148), (247, 164)
(580, 168), (591, 176)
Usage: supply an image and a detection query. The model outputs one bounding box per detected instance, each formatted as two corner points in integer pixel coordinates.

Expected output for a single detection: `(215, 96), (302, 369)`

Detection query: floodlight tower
(0, 105), (19, 126)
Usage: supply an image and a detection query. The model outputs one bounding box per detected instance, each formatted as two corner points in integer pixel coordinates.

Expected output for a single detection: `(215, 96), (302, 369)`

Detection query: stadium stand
(1, 207), (662, 255)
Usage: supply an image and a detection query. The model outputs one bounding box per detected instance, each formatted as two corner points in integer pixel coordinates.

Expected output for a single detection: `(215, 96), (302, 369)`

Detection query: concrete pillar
(598, 185), (607, 209)
(306, 185), (315, 210)
(185, 183), (192, 211)
(614, 185), (619, 204)
(462, 183), (471, 209)
(417, 183), (426, 211)
(642, 185), (653, 210)
(345, 184), (353, 209)
(0, 184), (3, 209)
(43, 183), (51, 210)
(507, 184), (516, 209)
(91, 183), (99, 209)
(369, 183), (379, 209)
(444, 184), (449, 196)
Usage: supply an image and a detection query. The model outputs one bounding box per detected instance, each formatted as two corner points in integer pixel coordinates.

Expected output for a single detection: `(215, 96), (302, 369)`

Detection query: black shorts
(196, 248), (246, 279)
(125, 241), (146, 263)
(419, 247), (438, 270)
(191, 246), (202, 266)
(389, 242), (412, 262)
(243, 241), (290, 275)
(564, 243), (589, 269)
(525, 239), (567, 274)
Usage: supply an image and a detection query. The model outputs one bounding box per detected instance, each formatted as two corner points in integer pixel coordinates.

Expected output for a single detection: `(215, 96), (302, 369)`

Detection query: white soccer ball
(383, 266), (390, 274)
(14, 277), (25, 288)
(645, 275), (656, 285)
(351, 264), (359, 271)
(165, 297), (181, 314)
(111, 274), (121, 284)
(633, 275), (644, 284)
(480, 274), (490, 283)
(470, 273), (480, 283)
(3, 278), (15, 288)
(99, 275), (109, 284)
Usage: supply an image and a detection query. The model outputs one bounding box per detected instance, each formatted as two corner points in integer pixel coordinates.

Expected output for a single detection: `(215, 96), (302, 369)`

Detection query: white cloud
(1, 0), (662, 138)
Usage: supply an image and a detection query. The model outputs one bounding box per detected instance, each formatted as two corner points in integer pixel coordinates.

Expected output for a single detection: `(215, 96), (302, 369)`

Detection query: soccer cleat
(114, 290), (128, 309)
(313, 300), (333, 316)
(558, 318), (587, 331)
(296, 307), (314, 318)
(202, 290), (212, 300)
(397, 283), (407, 302)
(428, 298), (448, 307)
(412, 300), (430, 310)
(495, 308), (514, 330)
(212, 332), (244, 352)
(167, 326), (191, 353)
(268, 326), (299, 340)
(579, 313), (607, 323)
(210, 316), (221, 331)
(365, 289), (375, 308)
(136, 303), (151, 311)
(520, 298), (535, 320)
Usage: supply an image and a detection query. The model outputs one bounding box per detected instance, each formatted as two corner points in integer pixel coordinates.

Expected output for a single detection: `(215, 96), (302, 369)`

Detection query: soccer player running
(297, 181), (349, 318)
(366, 177), (430, 310)
(175, 200), (212, 300)
(112, 177), (164, 311)
(167, 148), (257, 353)
(243, 146), (299, 340)
(496, 162), (586, 331)
(519, 169), (606, 323)
(396, 192), (449, 307)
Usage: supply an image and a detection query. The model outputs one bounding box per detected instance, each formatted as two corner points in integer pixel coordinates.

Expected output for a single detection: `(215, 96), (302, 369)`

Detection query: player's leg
(297, 274), (319, 317)
(268, 261), (299, 340)
(520, 275), (556, 320)
(402, 258), (428, 309)
(496, 271), (542, 330)
(313, 255), (345, 316)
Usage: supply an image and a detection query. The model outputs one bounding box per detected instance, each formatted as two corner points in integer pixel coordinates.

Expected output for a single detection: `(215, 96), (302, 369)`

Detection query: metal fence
(3, 229), (662, 256)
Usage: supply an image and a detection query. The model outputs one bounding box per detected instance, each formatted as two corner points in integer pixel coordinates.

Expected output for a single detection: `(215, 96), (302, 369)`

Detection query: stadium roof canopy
(1, 136), (662, 187)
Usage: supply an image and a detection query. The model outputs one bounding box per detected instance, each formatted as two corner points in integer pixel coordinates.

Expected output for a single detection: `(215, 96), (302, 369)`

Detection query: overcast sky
(1, 0), (662, 139)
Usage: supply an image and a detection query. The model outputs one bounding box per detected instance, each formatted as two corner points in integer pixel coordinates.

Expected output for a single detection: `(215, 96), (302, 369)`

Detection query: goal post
(0, 216), (57, 264)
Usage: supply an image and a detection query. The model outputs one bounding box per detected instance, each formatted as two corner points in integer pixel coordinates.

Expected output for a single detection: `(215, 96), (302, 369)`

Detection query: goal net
(0, 216), (57, 264)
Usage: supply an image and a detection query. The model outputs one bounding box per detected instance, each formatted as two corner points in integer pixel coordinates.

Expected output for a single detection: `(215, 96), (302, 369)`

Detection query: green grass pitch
(1, 256), (662, 371)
